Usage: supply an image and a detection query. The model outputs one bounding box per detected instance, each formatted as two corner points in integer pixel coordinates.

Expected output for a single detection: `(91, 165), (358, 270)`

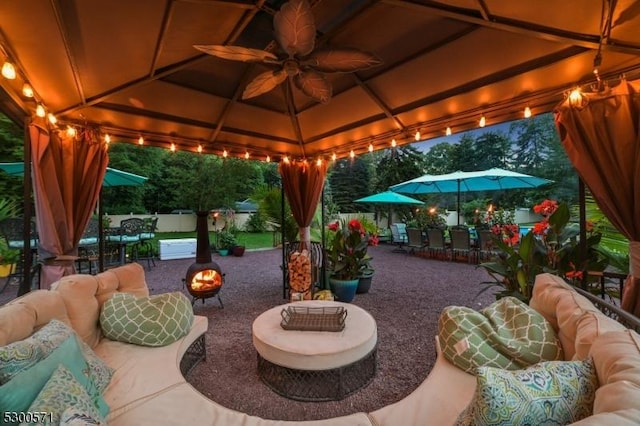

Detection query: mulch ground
(0, 243), (496, 421)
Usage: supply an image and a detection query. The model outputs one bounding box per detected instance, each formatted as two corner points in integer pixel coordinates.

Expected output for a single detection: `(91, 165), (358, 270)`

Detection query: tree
(0, 114), (24, 209)
(473, 131), (511, 170)
(423, 142), (455, 174)
(328, 157), (372, 213)
(450, 134), (477, 171)
(509, 115), (555, 175)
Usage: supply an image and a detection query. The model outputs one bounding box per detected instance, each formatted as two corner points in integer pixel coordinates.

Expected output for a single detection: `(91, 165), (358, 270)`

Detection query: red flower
(328, 221), (339, 231)
(532, 221), (548, 235)
(369, 235), (379, 246)
(348, 219), (362, 232)
(585, 220), (594, 232)
(533, 199), (558, 217)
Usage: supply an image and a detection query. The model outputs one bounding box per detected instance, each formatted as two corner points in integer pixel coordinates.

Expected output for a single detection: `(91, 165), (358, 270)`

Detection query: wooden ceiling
(1, 0), (639, 161)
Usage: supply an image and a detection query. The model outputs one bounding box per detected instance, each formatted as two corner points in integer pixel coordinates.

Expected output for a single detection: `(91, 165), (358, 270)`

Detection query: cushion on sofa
(438, 297), (562, 373)
(573, 311), (626, 360)
(530, 273), (601, 359)
(100, 292), (194, 347)
(94, 262), (149, 307)
(0, 335), (108, 422)
(588, 329), (640, 415)
(0, 319), (113, 392)
(25, 364), (105, 426)
(455, 358), (598, 426)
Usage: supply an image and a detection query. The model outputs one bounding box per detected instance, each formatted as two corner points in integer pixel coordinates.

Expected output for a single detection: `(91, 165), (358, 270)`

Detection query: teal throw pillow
(0, 319), (113, 393)
(438, 297), (563, 373)
(0, 335), (109, 424)
(100, 292), (194, 347)
(24, 364), (104, 426)
(455, 358), (598, 426)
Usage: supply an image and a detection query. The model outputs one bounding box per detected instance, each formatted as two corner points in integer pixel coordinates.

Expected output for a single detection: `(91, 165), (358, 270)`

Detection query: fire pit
(183, 211), (224, 307)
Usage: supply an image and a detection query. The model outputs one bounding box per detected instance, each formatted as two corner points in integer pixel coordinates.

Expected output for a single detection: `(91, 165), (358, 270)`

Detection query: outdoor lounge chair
(426, 227), (448, 260)
(450, 225), (476, 263)
(476, 229), (497, 261)
(406, 228), (427, 256)
(390, 223), (408, 253)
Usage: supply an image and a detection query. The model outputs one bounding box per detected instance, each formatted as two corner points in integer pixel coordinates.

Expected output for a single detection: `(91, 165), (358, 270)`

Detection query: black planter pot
(357, 273), (374, 294)
(232, 245), (245, 257)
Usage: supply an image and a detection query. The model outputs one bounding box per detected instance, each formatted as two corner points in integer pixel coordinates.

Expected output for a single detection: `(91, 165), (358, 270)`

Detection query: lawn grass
(152, 231), (275, 250)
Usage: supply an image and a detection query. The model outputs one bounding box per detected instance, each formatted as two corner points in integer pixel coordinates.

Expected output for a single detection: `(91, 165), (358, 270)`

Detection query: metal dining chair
(0, 217), (38, 292)
(406, 228), (427, 256)
(450, 225), (476, 263)
(426, 227), (448, 260)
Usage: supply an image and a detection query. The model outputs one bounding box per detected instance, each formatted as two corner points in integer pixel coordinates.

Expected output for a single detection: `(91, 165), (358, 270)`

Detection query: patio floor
(0, 243), (496, 421)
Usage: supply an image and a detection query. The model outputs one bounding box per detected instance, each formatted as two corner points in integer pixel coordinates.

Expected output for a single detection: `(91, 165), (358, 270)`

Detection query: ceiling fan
(194, 0), (381, 104)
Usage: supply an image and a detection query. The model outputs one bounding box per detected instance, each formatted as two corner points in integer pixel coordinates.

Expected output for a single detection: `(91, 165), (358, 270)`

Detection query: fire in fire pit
(183, 211), (224, 307)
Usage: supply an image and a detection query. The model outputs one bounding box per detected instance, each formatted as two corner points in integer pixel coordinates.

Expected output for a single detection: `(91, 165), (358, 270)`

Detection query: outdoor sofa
(0, 264), (639, 425)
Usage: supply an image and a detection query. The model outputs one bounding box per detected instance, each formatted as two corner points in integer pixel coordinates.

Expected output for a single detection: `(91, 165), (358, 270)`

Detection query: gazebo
(0, 1), (638, 313)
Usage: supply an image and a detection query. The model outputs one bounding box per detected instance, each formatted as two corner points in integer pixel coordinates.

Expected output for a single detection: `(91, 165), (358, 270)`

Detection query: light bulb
(245, 151), (250, 159)
(415, 131), (420, 141)
(105, 134), (111, 144)
(22, 83), (34, 98)
(66, 126), (76, 138)
(36, 104), (45, 117)
(446, 126), (452, 136)
(368, 143), (373, 152)
(266, 155), (271, 162)
(1, 62), (16, 79)
(316, 158), (322, 167)
(331, 153), (337, 161)
(569, 88), (582, 104)
(197, 145), (203, 153)
(170, 142), (176, 152)
(524, 106), (532, 118)
(391, 139), (397, 148)
(223, 149), (228, 158)
(479, 115), (486, 128)
(283, 155), (289, 163)
(47, 113), (57, 125)
(138, 136), (144, 145)
(349, 150), (355, 159)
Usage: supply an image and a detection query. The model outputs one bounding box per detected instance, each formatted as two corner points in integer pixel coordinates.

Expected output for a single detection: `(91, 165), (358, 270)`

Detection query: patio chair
(135, 217), (158, 270)
(406, 228), (427, 256)
(425, 227), (448, 260)
(0, 217), (38, 292)
(390, 223), (408, 253)
(76, 217), (100, 274)
(450, 225), (476, 263)
(476, 229), (497, 262)
(108, 218), (144, 264)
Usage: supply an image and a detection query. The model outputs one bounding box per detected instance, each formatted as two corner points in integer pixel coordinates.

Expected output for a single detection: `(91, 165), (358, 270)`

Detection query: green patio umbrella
(0, 162), (148, 187)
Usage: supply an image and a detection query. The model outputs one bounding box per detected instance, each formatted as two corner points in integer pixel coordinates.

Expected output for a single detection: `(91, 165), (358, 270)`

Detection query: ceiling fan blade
(274, 0), (316, 57)
(294, 70), (332, 104)
(242, 70), (287, 100)
(194, 45), (278, 63)
(304, 49), (382, 72)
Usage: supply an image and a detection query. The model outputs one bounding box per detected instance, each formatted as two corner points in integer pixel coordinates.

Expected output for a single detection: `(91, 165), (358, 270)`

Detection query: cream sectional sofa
(1, 265), (639, 425)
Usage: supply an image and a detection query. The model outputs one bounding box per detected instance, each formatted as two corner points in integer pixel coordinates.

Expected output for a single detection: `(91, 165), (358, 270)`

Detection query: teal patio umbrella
(0, 163), (148, 187)
(390, 168), (552, 225)
(355, 191), (424, 229)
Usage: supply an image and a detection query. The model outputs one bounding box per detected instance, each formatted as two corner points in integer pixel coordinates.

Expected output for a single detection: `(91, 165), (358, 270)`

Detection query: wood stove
(183, 211), (224, 307)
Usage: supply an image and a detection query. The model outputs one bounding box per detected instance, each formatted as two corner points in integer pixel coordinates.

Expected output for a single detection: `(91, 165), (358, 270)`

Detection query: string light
(445, 126), (452, 136)
(569, 88), (583, 105)
(169, 142), (176, 152)
(331, 153), (337, 161)
(282, 155), (289, 163)
(415, 131), (421, 141)
(391, 138), (397, 148)
(349, 150), (355, 159)
(368, 143), (373, 152)
(265, 155), (271, 162)
(479, 115), (486, 128)
(197, 144), (202, 153)
(524, 106), (532, 118)
(36, 104), (45, 117)
(22, 83), (33, 98)
(66, 126), (76, 138)
(104, 134), (111, 144)
(47, 113), (57, 125)
(138, 136), (144, 145)
(222, 149), (228, 158)
(1, 62), (16, 79)
(316, 158), (322, 167)
(244, 151), (250, 159)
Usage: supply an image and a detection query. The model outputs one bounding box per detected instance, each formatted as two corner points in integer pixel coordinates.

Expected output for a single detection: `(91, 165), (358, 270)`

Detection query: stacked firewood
(288, 250), (312, 301)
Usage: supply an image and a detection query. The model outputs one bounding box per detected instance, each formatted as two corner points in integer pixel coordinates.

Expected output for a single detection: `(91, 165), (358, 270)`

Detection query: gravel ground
(0, 244), (496, 421)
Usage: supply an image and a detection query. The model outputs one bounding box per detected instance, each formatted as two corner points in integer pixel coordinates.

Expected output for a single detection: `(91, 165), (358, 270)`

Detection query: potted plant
(325, 218), (372, 302)
(0, 243), (20, 278)
(216, 230), (237, 256)
(479, 200), (609, 302)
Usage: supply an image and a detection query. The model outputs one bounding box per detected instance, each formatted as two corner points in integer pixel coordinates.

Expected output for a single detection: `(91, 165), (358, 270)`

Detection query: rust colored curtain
(554, 79), (640, 316)
(278, 159), (328, 249)
(30, 118), (109, 288)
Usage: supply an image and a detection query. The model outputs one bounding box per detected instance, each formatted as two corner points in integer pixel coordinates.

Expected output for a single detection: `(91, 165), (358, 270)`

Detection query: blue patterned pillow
(455, 358), (598, 425)
(0, 319), (113, 392)
(25, 364), (105, 426)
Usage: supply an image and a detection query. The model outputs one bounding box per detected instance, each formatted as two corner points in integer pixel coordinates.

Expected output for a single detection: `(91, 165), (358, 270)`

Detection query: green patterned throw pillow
(24, 364), (105, 426)
(455, 358), (598, 426)
(100, 292), (194, 347)
(438, 297), (563, 373)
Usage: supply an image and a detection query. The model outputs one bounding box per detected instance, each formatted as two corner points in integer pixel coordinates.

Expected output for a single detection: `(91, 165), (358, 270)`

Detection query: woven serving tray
(280, 306), (347, 332)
